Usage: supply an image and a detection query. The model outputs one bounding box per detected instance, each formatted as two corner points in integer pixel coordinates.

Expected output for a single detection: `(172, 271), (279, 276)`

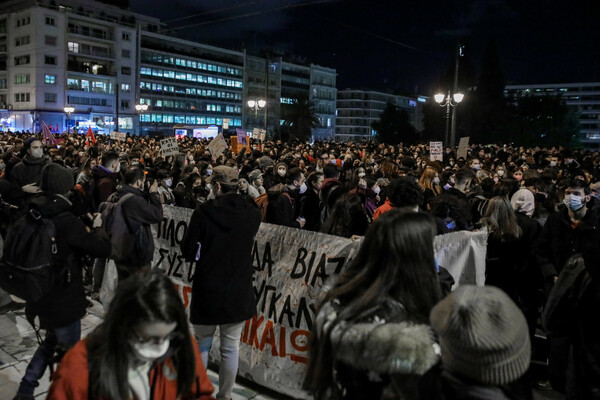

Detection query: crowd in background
(1, 130), (600, 400)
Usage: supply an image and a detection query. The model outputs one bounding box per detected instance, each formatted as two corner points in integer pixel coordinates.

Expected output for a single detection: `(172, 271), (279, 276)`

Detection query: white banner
(110, 131), (126, 141)
(100, 205), (487, 399)
(457, 136), (470, 159)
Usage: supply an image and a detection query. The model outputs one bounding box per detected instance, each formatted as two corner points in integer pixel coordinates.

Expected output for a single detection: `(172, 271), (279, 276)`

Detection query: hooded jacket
(46, 337), (215, 400)
(91, 165), (119, 211)
(25, 193), (111, 329)
(9, 153), (49, 187)
(181, 193), (261, 325)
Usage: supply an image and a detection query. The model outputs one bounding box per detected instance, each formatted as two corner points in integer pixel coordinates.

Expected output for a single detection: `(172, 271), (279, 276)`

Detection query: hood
(201, 193), (258, 229)
(267, 183), (287, 196)
(321, 178), (341, 190)
(23, 154), (49, 165)
(116, 184), (143, 198)
(28, 193), (72, 217)
(91, 165), (118, 179)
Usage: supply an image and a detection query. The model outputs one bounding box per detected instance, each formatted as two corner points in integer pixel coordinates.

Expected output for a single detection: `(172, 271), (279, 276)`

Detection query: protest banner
(237, 128), (248, 145)
(160, 137), (179, 157)
(110, 131), (126, 141)
(430, 141), (443, 162)
(100, 205), (487, 398)
(457, 136), (470, 159)
(223, 118), (230, 130)
(207, 132), (227, 158)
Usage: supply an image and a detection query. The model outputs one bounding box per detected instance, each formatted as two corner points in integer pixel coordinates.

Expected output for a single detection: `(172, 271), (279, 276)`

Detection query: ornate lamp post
(64, 106), (75, 134)
(434, 91), (464, 147)
(135, 103), (149, 136)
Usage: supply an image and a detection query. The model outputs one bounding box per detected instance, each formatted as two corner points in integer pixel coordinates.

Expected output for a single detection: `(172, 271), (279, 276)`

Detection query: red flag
(42, 121), (57, 146)
(86, 126), (96, 146)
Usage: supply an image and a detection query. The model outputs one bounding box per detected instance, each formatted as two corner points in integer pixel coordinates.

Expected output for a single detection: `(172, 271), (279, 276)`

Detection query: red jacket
(373, 198), (394, 221)
(46, 337), (215, 400)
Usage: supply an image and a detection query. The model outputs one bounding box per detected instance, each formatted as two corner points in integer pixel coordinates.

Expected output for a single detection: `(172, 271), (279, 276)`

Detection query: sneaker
(0, 301), (25, 315)
(534, 379), (553, 391)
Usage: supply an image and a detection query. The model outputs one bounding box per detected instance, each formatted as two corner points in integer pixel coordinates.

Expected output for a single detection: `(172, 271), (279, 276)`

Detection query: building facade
(0, 0), (154, 135)
(0, 0), (336, 138)
(335, 89), (424, 142)
(504, 82), (600, 149)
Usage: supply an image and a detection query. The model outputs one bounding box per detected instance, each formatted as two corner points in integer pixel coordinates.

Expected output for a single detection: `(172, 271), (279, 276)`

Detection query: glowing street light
(435, 91), (464, 147)
(135, 103), (149, 136)
(64, 106), (75, 134)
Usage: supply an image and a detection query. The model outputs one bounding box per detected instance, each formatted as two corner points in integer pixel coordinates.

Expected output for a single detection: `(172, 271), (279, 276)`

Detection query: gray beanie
(257, 156), (274, 170)
(430, 285), (531, 386)
(40, 163), (74, 195)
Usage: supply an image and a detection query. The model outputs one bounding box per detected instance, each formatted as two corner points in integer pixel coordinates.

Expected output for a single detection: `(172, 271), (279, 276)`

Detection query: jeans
(17, 319), (81, 396)
(194, 322), (245, 400)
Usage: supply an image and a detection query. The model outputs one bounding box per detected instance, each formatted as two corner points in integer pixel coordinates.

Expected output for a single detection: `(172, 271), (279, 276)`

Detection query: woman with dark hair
(47, 271), (215, 400)
(305, 210), (442, 399)
(321, 192), (369, 238)
(299, 171), (324, 232)
(173, 173), (202, 209)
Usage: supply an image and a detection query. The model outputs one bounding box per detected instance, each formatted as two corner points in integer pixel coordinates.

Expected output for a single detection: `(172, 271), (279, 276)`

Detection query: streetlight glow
(257, 99), (266, 108)
(453, 93), (464, 103)
(434, 93), (446, 103)
(247, 100), (256, 108)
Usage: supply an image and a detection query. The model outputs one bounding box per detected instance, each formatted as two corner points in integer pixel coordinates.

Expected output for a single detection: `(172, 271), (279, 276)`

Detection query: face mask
(132, 339), (170, 362)
(358, 172), (365, 178)
(206, 169), (212, 176)
(277, 169), (286, 177)
(299, 182), (307, 194)
(31, 148), (44, 159)
(432, 177), (440, 185)
(443, 183), (452, 191)
(450, 177), (455, 185)
(473, 164), (481, 171)
(164, 179), (173, 188)
(497, 170), (504, 176)
(563, 194), (585, 211)
(449, 161), (455, 166)
(373, 186), (381, 194)
(115, 162), (121, 173)
(549, 161), (557, 167)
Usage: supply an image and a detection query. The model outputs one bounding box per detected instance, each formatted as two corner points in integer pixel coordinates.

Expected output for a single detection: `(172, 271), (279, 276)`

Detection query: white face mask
(373, 186), (381, 194)
(432, 177), (440, 185)
(473, 164), (481, 171)
(277, 168), (287, 177)
(164, 179), (173, 188)
(497, 170), (505, 176)
(358, 172), (365, 178)
(132, 339), (170, 362)
(299, 182), (307, 194)
(549, 161), (557, 167)
(206, 169), (213, 176)
(115, 162), (121, 173)
(31, 148), (44, 159)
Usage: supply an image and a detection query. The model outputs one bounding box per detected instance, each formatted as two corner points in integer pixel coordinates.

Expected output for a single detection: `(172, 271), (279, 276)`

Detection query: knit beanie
(430, 285), (531, 386)
(40, 163), (74, 195)
(257, 156), (274, 170)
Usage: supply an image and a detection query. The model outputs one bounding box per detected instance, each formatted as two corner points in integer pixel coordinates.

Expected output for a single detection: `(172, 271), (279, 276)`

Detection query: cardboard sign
(160, 137), (179, 157)
(457, 136), (470, 159)
(223, 118), (230, 130)
(207, 132), (227, 158)
(430, 141), (443, 162)
(110, 131), (126, 141)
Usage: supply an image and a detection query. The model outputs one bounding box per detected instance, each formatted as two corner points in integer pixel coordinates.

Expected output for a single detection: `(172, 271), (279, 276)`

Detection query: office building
(505, 82), (600, 149)
(335, 89), (425, 142)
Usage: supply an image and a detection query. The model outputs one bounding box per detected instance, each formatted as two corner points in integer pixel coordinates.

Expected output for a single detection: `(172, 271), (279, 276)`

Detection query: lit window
(45, 74), (56, 84)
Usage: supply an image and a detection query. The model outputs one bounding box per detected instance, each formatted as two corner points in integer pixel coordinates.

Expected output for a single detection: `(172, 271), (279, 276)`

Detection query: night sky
(130, 0), (600, 95)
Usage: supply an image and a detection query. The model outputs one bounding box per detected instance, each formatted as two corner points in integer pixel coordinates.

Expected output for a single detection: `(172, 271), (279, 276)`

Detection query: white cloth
(128, 361), (151, 400)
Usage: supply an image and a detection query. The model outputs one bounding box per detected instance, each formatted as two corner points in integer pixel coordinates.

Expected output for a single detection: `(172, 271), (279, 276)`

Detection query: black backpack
(0, 209), (66, 303)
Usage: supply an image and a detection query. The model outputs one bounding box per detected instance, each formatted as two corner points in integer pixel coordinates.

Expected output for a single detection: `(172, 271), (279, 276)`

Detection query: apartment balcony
(67, 26), (114, 42)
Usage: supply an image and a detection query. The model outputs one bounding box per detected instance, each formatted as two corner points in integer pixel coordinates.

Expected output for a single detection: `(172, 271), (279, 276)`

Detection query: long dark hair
(305, 209), (441, 398)
(321, 193), (369, 238)
(87, 271), (196, 400)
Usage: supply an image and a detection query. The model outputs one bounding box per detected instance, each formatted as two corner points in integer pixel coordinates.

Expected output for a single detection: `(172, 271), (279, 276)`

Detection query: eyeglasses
(131, 330), (184, 346)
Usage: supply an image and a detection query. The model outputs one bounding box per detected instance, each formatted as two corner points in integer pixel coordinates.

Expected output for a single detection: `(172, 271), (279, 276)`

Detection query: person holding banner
(305, 209), (442, 400)
(181, 165), (261, 400)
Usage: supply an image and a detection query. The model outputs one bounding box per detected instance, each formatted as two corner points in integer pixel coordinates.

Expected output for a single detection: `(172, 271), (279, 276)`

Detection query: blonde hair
(480, 196), (522, 241)
(418, 167), (441, 195)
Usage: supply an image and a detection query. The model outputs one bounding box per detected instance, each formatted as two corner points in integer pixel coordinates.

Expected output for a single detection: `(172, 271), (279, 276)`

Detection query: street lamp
(247, 99), (266, 117)
(435, 91), (464, 147)
(135, 103), (148, 136)
(64, 106), (75, 134)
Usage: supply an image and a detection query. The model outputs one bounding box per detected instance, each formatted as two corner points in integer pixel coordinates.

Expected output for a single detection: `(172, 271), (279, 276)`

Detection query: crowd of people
(0, 129), (599, 400)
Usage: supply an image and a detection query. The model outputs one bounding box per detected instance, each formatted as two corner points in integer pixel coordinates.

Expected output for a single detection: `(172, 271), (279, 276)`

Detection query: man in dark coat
(15, 163), (111, 400)
(9, 138), (49, 193)
(109, 165), (163, 281)
(265, 167), (306, 229)
(181, 165), (261, 400)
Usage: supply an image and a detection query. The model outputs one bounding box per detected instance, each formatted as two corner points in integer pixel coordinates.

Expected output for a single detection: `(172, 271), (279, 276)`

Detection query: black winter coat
(25, 194), (111, 329)
(299, 189), (322, 232)
(181, 193), (261, 325)
(9, 154), (49, 187)
(534, 206), (600, 281)
(112, 185), (163, 267)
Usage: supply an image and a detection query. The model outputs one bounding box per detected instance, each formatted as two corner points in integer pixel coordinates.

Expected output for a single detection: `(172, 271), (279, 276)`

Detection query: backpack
(320, 184), (339, 223)
(0, 209), (66, 303)
(99, 193), (136, 263)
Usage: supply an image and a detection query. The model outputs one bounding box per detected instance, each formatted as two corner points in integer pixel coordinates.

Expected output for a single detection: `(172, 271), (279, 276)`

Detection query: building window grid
(14, 93), (30, 102)
(45, 74), (56, 84)
(15, 74), (30, 84)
